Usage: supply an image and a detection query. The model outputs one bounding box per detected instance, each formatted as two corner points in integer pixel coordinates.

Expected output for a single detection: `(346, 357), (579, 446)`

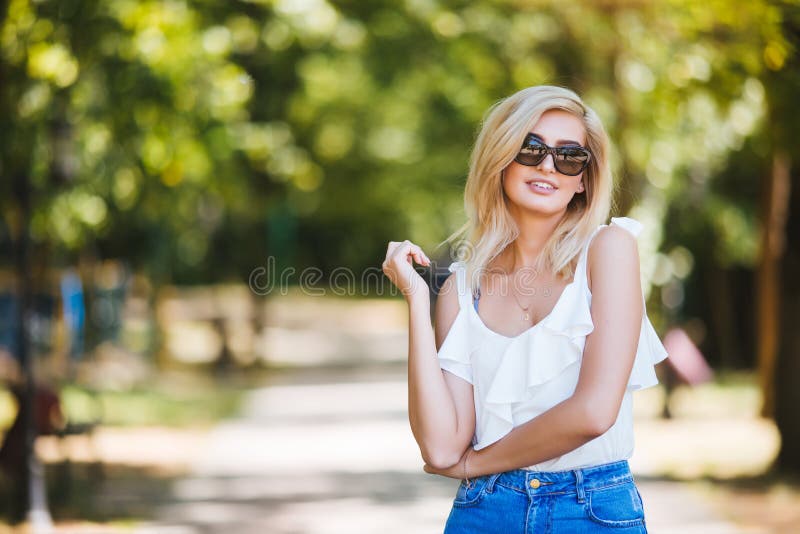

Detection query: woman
(382, 85), (668, 533)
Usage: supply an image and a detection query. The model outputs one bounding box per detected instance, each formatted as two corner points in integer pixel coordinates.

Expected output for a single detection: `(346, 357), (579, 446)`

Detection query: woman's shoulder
(434, 265), (465, 345)
(590, 217), (643, 254)
(586, 217), (643, 291)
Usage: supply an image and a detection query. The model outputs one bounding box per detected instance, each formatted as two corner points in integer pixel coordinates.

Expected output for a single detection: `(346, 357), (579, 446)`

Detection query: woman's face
(502, 109), (588, 217)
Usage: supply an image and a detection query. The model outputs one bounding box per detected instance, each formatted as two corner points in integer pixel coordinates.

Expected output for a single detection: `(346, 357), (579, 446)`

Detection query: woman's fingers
(403, 241), (431, 266)
(385, 240), (430, 267)
(382, 240), (432, 298)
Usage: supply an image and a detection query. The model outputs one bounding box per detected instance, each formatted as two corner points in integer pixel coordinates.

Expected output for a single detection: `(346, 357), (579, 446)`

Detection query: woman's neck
(503, 211), (564, 271)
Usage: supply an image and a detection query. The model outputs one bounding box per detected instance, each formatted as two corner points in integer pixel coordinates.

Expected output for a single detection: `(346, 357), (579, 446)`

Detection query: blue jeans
(444, 460), (648, 533)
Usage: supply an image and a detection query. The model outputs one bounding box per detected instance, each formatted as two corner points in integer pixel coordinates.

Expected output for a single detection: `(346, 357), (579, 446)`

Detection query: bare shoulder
(434, 272), (462, 349)
(586, 225), (640, 293)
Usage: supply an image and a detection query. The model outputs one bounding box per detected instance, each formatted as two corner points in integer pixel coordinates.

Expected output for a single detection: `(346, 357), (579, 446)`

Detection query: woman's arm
(424, 226), (643, 478)
(383, 241), (475, 469)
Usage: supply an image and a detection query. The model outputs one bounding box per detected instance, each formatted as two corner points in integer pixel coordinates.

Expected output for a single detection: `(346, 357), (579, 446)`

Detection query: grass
(0, 371), (247, 430)
(62, 384), (242, 428)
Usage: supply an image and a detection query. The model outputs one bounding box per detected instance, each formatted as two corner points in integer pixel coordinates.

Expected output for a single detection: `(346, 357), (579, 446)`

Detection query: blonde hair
(446, 85), (616, 289)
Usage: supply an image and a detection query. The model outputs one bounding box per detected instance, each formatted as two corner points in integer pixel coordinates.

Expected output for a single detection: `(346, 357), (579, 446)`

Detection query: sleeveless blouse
(436, 216), (669, 471)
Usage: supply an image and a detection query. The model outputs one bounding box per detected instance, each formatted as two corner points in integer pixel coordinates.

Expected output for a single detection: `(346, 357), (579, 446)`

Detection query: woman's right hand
(382, 240), (431, 300)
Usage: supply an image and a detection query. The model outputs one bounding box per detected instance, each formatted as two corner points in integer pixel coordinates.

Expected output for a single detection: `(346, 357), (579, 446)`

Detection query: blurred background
(1, 0), (799, 532)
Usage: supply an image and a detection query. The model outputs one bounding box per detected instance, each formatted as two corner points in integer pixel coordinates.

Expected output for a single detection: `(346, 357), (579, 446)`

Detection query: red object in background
(662, 328), (714, 385)
(0, 385), (64, 475)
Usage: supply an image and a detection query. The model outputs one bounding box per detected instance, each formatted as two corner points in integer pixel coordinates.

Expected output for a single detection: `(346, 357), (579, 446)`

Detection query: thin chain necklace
(507, 274), (532, 322)
(501, 250), (571, 324)
(503, 250), (549, 323)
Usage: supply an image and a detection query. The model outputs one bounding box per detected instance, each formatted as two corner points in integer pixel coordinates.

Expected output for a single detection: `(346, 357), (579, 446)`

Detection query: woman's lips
(527, 181), (559, 195)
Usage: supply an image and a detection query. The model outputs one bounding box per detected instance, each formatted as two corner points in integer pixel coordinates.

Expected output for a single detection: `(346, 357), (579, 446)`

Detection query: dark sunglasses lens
(554, 147), (590, 175)
(516, 140), (548, 166)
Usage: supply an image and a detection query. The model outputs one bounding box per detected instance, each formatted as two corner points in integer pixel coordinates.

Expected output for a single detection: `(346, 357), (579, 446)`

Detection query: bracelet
(463, 448), (473, 488)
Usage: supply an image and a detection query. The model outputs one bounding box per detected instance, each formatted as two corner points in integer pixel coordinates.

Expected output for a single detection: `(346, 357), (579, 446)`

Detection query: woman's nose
(537, 152), (556, 172)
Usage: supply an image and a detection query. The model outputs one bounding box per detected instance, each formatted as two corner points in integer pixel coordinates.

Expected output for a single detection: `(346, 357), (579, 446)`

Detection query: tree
(764, 3), (800, 474)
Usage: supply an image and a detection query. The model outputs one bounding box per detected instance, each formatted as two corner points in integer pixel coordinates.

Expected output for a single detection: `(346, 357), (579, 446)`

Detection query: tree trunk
(707, 264), (740, 368)
(758, 152), (790, 417)
(769, 5), (800, 475)
(775, 159), (800, 473)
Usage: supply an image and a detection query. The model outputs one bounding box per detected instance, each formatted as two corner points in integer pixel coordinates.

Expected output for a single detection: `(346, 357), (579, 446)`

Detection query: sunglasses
(514, 134), (592, 176)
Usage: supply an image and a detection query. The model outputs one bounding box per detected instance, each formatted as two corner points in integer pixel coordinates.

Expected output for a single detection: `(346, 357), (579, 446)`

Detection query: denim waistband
(482, 460), (634, 499)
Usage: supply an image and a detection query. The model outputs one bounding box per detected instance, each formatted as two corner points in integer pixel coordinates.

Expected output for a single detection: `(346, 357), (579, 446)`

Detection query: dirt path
(138, 367), (750, 533)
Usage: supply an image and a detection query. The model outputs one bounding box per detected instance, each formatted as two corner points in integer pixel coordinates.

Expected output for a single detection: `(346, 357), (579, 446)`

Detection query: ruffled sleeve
(436, 262), (474, 384)
(628, 313), (669, 390)
(609, 217), (670, 390)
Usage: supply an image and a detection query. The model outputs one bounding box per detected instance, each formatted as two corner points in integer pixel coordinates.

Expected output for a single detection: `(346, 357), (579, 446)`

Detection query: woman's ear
(577, 180), (585, 193)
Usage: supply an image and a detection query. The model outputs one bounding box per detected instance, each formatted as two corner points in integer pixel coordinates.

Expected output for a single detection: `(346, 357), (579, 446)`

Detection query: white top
(437, 216), (669, 471)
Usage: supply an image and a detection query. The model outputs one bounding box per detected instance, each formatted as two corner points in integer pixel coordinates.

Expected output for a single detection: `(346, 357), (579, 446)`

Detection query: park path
(131, 362), (747, 534)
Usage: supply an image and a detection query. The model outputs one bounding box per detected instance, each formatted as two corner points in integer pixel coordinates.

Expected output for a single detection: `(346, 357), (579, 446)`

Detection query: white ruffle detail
(627, 310), (669, 390)
(436, 307), (474, 384)
(436, 261), (475, 384)
(447, 261), (473, 310)
(479, 290), (593, 447)
(609, 216), (669, 390)
(483, 327), (586, 405)
(540, 281), (595, 341)
(609, 216), (643, 236)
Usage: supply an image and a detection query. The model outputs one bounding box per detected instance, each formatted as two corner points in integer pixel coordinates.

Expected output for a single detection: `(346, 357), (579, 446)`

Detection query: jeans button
(530, 478), (541, 489)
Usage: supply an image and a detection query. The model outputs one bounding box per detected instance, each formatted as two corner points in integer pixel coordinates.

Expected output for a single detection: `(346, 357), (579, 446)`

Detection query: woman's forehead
(529, 109), (586, 145)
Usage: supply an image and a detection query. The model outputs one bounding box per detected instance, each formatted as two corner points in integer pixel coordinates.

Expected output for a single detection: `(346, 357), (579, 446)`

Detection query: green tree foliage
(0, 0), (793, 286)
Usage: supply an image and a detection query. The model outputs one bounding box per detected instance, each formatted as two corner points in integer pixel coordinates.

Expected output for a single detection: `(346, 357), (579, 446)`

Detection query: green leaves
(0, 0), (793, 285)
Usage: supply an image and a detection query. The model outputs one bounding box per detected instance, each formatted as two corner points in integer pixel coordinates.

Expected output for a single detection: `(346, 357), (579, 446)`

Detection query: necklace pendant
(523, 312), (530, 321)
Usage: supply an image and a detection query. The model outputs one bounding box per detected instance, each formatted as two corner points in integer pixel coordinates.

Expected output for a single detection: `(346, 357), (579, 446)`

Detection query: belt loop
(486, 472), (502, 494)
(574, 468), (586, 504)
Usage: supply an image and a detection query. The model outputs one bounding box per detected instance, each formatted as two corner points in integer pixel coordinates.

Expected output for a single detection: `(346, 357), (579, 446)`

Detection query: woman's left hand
(423, 448), (474, 479)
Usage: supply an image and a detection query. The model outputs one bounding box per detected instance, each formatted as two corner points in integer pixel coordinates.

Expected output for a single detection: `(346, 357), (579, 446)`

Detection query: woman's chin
(509, 197), (569, 217)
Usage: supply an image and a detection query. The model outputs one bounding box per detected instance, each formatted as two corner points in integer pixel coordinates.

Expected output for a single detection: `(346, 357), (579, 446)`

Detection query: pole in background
(13, 171), (53, 532)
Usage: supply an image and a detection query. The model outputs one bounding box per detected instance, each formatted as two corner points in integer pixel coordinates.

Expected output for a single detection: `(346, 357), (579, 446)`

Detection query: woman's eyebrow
(529, 133), (583, 146)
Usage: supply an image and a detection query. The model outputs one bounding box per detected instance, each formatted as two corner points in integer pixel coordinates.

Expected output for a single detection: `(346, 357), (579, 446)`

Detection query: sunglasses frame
(514, 134), (592, 176)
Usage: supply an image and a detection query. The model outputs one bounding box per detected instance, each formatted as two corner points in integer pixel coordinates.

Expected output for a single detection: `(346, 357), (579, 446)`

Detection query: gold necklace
(501, 250), (571, 323)
(507, 273), (532, 322)
(500, 251), (541, 323)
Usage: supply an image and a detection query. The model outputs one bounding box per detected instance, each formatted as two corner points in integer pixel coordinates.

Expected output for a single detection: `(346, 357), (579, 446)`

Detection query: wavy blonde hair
(446, 85), (616, 290)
